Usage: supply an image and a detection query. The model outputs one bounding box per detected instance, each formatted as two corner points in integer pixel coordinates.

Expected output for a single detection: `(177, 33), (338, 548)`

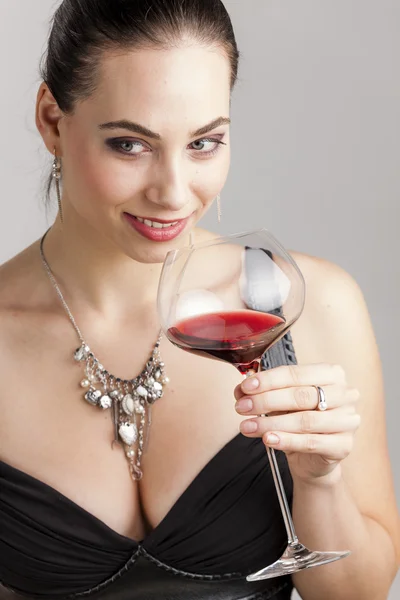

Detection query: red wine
(168, 310), (287, 372)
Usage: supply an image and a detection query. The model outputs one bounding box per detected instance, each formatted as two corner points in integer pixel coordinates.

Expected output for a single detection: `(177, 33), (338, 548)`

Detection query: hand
(234, 364), (361, 484)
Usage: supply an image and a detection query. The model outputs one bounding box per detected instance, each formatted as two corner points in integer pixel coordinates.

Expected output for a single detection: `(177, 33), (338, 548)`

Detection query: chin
(119, 236), (187, 265)
(132, 249), (169, 265)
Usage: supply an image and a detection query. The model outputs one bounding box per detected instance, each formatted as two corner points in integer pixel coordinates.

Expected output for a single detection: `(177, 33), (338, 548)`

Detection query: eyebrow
(98, 116), (231, 140)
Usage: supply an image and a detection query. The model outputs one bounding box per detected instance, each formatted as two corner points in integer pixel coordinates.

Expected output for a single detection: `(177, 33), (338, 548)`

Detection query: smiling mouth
(125, 213), (189, 229)
(123, 212), (193, 242)
(133, 216), (180, 229)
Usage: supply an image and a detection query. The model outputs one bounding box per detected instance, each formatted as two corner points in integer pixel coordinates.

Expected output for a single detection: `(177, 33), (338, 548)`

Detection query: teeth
(135, 217), (179, 229)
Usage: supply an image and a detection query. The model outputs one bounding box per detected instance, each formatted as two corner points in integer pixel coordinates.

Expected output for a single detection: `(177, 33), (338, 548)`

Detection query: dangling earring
(52, 147), (63, 223)
(216, 193), (222, 224)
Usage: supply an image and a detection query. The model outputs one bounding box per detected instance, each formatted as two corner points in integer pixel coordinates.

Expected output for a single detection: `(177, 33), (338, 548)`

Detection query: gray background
(0, 1), (398, 597)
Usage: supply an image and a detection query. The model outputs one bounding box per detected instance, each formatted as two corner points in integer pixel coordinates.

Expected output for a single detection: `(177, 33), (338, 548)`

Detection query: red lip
(124, 213), (190, 242)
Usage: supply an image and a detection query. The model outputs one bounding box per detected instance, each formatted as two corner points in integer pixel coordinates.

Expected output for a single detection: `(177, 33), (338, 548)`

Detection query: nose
(145, 155), (189, 213)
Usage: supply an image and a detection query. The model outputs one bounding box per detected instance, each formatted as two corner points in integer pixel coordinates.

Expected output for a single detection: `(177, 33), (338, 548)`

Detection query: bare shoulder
(290, 250), (365, 310)
(288, 249), (378, 391)
(0, 242), (42, 314)
(0, 242), (73, 460)
(0, 241), (43, 303)
(0, 240), (49, 356)
(289, 250), (373, 345)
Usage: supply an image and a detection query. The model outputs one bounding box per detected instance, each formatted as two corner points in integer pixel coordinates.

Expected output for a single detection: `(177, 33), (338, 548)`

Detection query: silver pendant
(131, 464), (143, 481)
(99, 395), (112, 409)
(134, 400), (145, 415)
(136, 385), (148, 399)
(75, 345), (90, 362)
(74, 333), (167, 478)
(111, 399), (122, 449)
(119, 422), (138, 446)
(122, 394), (134, 416)
(84, 389), (102, 406)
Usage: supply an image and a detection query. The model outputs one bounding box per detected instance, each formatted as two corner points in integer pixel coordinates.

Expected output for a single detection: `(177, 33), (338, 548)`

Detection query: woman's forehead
(75, 45), (231, 134)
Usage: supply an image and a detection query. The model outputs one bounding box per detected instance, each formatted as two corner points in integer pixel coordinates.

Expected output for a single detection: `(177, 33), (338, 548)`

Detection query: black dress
(0, 334), (297, 600)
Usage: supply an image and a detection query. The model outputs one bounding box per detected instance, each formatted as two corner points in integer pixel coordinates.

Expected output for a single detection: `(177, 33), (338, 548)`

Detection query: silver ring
(313, 386), (328, 411)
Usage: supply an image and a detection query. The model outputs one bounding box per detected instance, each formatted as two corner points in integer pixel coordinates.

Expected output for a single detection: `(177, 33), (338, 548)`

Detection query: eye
(189, 137), (226, 156)
(106, 138), (150, 156)
(119, 141), (143, 154)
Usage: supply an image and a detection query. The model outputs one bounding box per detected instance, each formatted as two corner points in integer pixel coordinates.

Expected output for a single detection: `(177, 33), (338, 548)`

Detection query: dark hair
(41, 0), (239, 114)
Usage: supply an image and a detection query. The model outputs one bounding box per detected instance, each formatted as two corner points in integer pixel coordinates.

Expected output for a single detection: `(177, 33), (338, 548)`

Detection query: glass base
(246, 542), (350, 581)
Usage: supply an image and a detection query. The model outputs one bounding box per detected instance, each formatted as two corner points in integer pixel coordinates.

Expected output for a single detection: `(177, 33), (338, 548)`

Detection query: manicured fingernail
(266, 433), (280, 445)
(242, 377), (260, 392)
(235, 398), (253, 413)
(241, 420), (258, 434)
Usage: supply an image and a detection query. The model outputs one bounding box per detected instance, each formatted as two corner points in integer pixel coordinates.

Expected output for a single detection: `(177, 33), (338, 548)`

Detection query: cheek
(62, 132), (141, 209)
(194, 150), (231, 204)
(81, 158), (137, 207)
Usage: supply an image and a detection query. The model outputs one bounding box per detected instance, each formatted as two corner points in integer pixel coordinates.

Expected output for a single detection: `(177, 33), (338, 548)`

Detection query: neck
(41, 216), (184, 320)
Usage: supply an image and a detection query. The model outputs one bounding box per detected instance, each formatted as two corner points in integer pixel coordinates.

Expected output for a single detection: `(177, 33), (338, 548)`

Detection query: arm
(291, 471), (397, 600)
(290, 257), (400, 600)
(235, 255), (400, 600)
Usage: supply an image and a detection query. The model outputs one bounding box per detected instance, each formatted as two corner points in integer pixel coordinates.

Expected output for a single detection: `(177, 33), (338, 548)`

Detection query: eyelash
(188, 138), (227, 156)
(106, 137), (227, 158)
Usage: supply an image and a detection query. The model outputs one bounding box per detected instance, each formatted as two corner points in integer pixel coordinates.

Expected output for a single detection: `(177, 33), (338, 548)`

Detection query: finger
(235, 363), (347, 400)
(262, 431), (355, 461)
(239, 408), (361, 437)
(235, 385), (360, 415)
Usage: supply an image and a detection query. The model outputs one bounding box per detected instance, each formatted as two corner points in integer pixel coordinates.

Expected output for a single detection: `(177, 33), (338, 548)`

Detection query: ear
(35, 82), (64, 156)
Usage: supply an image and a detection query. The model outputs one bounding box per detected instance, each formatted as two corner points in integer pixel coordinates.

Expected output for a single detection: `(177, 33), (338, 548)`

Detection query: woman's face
(56, 43), (232, 263)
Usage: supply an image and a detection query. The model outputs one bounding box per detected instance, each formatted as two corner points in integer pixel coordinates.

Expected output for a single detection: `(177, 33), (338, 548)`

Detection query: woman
(0, 0), (398, 598)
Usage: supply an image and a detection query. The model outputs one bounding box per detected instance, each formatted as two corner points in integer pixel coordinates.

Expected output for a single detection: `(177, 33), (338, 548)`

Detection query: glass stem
(244, 363), (298, 546)
(266, 446), (298, 545)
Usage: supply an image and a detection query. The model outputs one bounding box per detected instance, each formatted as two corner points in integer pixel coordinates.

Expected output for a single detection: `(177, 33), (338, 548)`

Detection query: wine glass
(157, 228), (350, 580)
